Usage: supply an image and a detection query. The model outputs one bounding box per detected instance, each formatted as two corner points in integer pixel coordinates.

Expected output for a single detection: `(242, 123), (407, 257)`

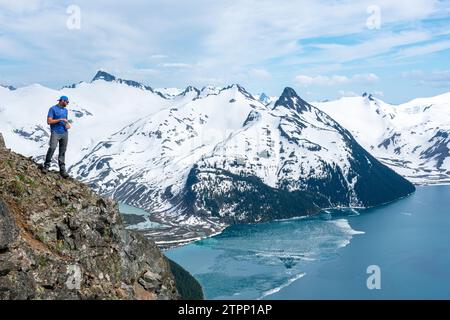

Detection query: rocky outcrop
(0, 144), (180, 300)
(0, 133), (5, 150)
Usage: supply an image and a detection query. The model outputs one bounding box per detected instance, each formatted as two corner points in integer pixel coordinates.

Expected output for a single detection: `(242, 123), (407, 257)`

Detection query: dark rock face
(90, 70), (157, 94)
(182, 166), (323, 224)
(0, 133), (5, 150)
(91, 70), (116, 82)
(0, 200), (17, 250)
(0, 84), (16, 91)
(273, 87), (309, 113)
(421, 130), (450, 169)
(0, 145), (180, 300)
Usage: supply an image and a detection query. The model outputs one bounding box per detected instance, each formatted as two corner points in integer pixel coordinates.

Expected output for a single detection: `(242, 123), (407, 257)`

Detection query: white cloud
(296, 75), (348, 86)
(395, 40), (450, 59)
(353, 73), (379, 83)
(0, 0), (445, 91)
(338, 89), (383, 98)
(0, 36), (30, 58)
(0, 0), (42, 13)
(286, 30), (432, 67)
(373, 91), (384, 97)
(138, 68), (159, 74)
(249, 68), (271, 80)
(160, 63), (193, 68)
(202, 0), (439, 68)
(150, 54), (168, 59)
(295, 73), (379, 87)
(403, 70), (450, 88)
(338, 90), (359, 97)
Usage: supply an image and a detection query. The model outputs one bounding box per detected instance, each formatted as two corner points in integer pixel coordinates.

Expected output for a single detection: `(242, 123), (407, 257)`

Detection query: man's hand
(47, 117), (69, 125)
(65, 123), (71, 129)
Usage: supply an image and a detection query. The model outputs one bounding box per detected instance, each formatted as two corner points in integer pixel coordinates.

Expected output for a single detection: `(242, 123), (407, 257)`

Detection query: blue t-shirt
(47, 105), (69, 134)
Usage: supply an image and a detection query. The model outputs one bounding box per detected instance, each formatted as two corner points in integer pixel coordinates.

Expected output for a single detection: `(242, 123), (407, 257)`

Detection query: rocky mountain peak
(273, 87), (309, 112)
(0, 84), (16, 91)
(218, 83), (255, 100)
(181, 85), (200, 95)
(280, 87), (298, 99)
(362, 92), (375, 101)
(90, 71), (158, 94)
(91, 70), (116, 82)
(258, 92), (269, 103)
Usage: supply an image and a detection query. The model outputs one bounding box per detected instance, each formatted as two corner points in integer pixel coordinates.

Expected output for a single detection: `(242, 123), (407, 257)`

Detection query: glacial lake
(118, 202), (167, 229)
(165, 185), (450, 299)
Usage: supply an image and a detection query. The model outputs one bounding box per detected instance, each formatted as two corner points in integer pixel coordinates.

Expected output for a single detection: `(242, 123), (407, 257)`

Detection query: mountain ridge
(314, 92), (450, 184)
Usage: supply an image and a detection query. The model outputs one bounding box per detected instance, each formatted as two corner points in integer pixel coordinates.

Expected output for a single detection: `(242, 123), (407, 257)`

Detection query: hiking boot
(60, 171), (70, 179)
(41, 165), (50, 174)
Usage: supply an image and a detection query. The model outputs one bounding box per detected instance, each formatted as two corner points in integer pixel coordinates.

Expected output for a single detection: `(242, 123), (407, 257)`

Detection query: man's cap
(58, 95), (69, 102)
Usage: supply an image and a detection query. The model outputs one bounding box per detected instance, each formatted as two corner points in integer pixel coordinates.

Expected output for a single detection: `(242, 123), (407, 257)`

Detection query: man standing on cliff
(41, 96), (71, 178)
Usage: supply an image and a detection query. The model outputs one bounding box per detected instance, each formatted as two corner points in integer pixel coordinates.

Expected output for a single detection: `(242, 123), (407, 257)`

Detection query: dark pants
(44, 131), (68, 172)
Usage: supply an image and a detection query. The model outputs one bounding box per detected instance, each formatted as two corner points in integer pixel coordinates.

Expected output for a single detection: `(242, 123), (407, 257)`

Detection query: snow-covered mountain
(0, 71), (419, 243)
(256, 92), (278, 105)
(183, 88), (414, 218)
(67, 81), (414, 236)
(315, 92), (450, 184)
(0, 71), (172, 166)
(155, 85), (222, 100)
(154, 87), (183, 97)
(70, 83), (262, 234)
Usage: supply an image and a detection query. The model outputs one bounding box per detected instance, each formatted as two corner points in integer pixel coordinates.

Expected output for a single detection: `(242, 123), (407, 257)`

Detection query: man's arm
(47, 117), (68, 125)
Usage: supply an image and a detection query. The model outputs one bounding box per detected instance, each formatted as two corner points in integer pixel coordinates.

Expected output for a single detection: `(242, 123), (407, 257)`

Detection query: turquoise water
(118, 202), (167, 229)
(166, 186), (450, 299)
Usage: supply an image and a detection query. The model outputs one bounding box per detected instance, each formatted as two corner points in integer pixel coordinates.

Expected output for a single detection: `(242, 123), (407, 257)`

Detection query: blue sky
(0, 0), (449, 103)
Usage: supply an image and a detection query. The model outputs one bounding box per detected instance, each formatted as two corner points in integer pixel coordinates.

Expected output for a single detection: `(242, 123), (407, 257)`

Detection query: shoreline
(119, 185), (435, 251)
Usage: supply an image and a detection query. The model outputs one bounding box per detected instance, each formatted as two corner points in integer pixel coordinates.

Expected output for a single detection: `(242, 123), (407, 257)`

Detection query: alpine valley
(4, 70), (447, 247)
